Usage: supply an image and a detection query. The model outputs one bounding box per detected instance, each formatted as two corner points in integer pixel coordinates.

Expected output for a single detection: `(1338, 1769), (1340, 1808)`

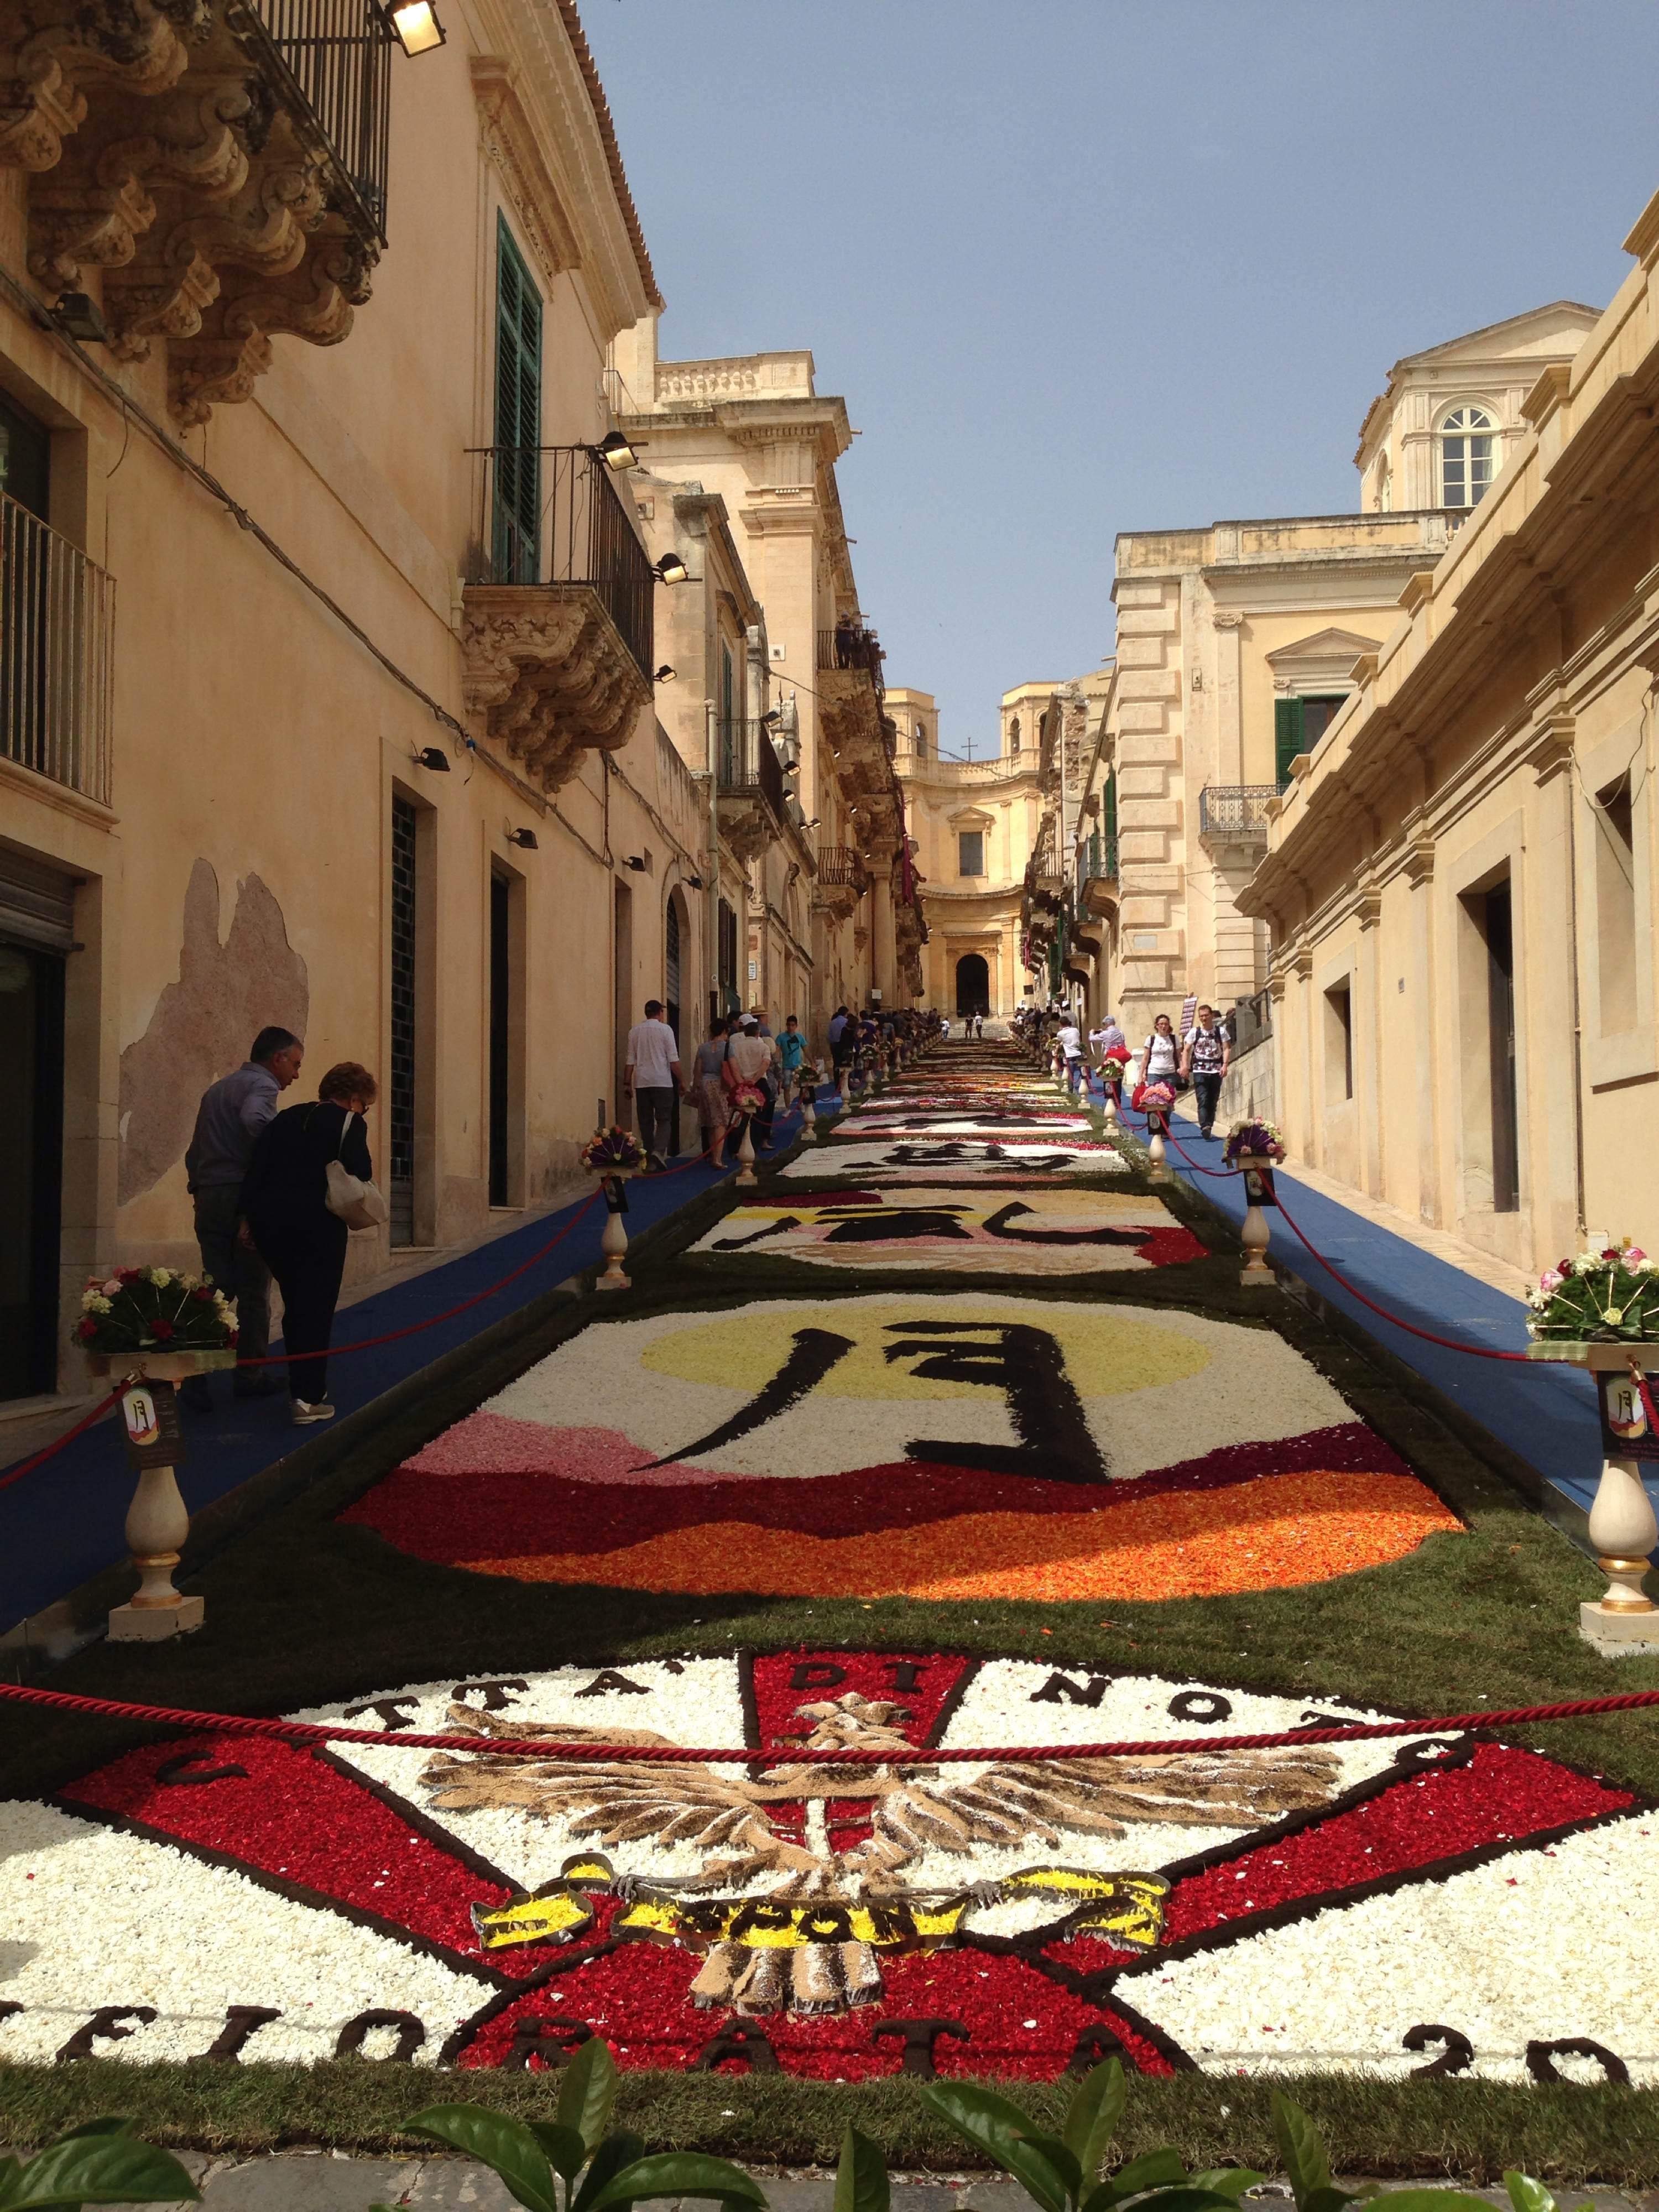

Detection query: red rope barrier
(0, 1390), (123, 1495)
(1, 1678), (1653, 1764)
(1270, 1189), (1533, 1363)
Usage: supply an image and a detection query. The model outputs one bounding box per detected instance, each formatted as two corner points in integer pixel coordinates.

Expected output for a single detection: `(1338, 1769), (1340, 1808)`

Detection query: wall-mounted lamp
(49, 292), (107, 343)
(653, 664), (676, 683)
(388, 0), (446, 54)
(596, 431), (636, 470)
(760, 707), (782, 727)
(625, 854), (648, 872)
(505, 826), (539, 851)
(686, 873), (704, 890)
(653, 552), (688, 585)
(413, 745), (450, 772)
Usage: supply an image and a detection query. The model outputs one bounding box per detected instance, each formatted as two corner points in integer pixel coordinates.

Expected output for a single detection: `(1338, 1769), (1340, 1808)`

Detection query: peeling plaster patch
(117, 860), (308, 1204)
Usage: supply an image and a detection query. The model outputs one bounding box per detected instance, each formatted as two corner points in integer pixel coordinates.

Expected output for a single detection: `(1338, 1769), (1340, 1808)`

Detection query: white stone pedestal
(107, 1465), (204, 1642)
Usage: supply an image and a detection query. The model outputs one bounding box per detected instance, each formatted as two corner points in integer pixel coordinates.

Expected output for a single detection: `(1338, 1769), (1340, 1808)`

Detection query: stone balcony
(2, 0), (390, 424)
(461, 446), (655, 794)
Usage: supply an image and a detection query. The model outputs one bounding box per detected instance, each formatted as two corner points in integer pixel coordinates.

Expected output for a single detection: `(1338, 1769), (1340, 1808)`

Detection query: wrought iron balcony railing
(718, 718), (786, 818)
(1198, 785), (1281, 841)
(816, 846), (867, 889)
(245, 0), (393, 239)
(817, 624), (884, 692)
(467, 445), (655, 684)
(1, 492), (113, 806)
(1076, 830), (1119, 890)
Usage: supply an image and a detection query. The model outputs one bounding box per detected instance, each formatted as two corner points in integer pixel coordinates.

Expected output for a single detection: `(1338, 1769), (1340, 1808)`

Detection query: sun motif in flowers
(420, 1689), (1340, 2017)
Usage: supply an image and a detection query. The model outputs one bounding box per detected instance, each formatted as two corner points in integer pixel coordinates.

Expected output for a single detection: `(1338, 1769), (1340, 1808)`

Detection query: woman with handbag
(239, 1061), (382, 1425)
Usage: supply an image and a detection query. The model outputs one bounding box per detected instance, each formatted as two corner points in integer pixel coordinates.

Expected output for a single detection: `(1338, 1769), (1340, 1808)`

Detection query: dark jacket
(241, 1100), (372, 1220)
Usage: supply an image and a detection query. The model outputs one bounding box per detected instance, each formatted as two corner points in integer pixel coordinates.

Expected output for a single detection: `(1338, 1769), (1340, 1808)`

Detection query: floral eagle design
(422, 1692), (1340, 2017)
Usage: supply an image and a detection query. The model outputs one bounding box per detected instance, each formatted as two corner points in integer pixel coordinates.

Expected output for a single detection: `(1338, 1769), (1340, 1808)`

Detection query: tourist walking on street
(692, 1016), (732, 1168)
(1142, 1012), (1182, 1088)
(1182, 1002), (1230, 1140)
(779, 1013), (806, 1104)
(179, 1024), (305, 1411)
(624, 999), (684, 1170)
(240, 1062), (377, 1425)
(1089, 1011), (1126, 1067)
(1057, 1012), (1084, 1091)
(828, 1003), (852, 1076)
(724, 1014), (778, 1150)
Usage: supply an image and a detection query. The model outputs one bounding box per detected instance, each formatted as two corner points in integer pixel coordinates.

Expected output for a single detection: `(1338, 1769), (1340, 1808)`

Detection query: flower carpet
(2, 1036), (1653, 2119)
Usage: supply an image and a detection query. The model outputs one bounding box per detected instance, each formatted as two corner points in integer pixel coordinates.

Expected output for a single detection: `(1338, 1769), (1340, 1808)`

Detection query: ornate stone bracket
(462, 584), (651, 795)
(0, 0), (382, 424)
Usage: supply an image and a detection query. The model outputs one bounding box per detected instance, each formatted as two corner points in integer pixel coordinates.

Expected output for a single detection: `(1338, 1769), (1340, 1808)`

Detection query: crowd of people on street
(1013, 995), (1235, 1136)
(167, 989), (984, 1433)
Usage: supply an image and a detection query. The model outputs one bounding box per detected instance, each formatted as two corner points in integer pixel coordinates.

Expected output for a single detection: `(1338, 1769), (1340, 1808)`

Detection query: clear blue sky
(583, 0), (1657, 754)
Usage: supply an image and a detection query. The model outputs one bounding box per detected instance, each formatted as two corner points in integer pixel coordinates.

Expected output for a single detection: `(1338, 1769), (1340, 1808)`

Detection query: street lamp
(597, 431), (636, 470)
(654, 664), (676, 683)
(388, 0), (445, 53)
(653, 552), (688, 585)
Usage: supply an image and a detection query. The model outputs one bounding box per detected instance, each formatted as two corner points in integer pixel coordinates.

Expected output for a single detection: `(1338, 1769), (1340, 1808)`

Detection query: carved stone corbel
(462, 586), (651, 797)
(27, 77), (248, 294)
(0, 0), (208, 175)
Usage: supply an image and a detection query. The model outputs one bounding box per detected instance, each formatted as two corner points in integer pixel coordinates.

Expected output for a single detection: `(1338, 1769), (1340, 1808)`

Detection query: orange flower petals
(473, 1468), (1459, 1602)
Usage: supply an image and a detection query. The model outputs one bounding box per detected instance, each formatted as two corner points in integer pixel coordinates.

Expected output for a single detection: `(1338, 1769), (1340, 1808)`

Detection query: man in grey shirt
(180, 1025), (304, 1407)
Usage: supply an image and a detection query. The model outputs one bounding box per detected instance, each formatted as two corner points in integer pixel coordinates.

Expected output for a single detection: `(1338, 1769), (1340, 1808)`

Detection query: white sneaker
(291, 1397), (336, 1425)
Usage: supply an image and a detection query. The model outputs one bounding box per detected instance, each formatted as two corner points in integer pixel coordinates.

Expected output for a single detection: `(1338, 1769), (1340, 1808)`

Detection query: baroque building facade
(1240, 192), (1659, 1275)
(0, 0), (895, 1412)
(889, 686), (1044, 1016)
(608, 317), (925, 1031)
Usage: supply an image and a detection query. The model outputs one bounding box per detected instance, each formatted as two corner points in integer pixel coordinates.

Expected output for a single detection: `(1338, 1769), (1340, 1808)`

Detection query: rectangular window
(389, 795), (418, 1246)
(1276, 695), (1347, 783)
(492, 216), (542, 584)
(958, 830), (985, 877)
(1324, 979), (1353, 1103)
(1103, 770), (1117, 840)
(1595, 773), (1637, 1034)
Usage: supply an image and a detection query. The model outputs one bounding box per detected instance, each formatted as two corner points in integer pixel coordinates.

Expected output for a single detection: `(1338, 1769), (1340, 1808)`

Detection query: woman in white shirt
(1142, 1014), (1181, 1086)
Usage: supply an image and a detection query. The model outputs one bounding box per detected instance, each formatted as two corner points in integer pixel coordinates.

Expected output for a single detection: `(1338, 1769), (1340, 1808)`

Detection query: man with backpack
(1181, 1002), (1230, 1140)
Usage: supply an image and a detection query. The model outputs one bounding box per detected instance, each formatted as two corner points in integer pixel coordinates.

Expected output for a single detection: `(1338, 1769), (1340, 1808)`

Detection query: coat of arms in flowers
(422, 1686), (1338, 2017)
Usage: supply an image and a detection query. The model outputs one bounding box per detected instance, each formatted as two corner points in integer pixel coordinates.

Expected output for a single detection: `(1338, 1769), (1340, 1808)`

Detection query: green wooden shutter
(1103, 771), (1117, 839)
(493, 217), (542, 583)
(1275, 697), (1305, 786)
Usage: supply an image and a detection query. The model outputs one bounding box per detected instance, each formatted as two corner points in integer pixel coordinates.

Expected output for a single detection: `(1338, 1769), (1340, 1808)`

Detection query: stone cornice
(472, 0), (658, 335)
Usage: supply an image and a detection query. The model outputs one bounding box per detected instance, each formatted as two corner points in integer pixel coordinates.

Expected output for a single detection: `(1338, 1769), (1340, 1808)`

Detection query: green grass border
(2, 2062), (1658, 2183)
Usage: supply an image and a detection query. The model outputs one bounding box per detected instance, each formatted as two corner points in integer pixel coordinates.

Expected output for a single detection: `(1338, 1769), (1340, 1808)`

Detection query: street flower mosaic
(685, 1189), (1208, 1276)
(343, 1292), (1459, 1600)
(6, 1650), (1654, 2083)
(9, 1041), (1626, 2090)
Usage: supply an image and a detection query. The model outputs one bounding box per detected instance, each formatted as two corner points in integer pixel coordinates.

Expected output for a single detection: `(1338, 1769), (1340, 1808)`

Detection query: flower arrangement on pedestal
(580, 1126), (646, 1173)
(1138, 1080), (1175, 1129)
(1223, 1118), (1287, 1166)
(76, 1267), (236, 1355)
(728, 1080), (768, 1120)
(1527, 1242), (1659, 1344)
(1100, 1054), (1128, 1093)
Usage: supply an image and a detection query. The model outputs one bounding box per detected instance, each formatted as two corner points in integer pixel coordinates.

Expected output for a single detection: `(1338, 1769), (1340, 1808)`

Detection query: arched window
(1375, 455), (1392, 513)
(914, 720), (928, 759)
(1440, 405), (1498, 511)
(1009, 715), (1021, 755)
